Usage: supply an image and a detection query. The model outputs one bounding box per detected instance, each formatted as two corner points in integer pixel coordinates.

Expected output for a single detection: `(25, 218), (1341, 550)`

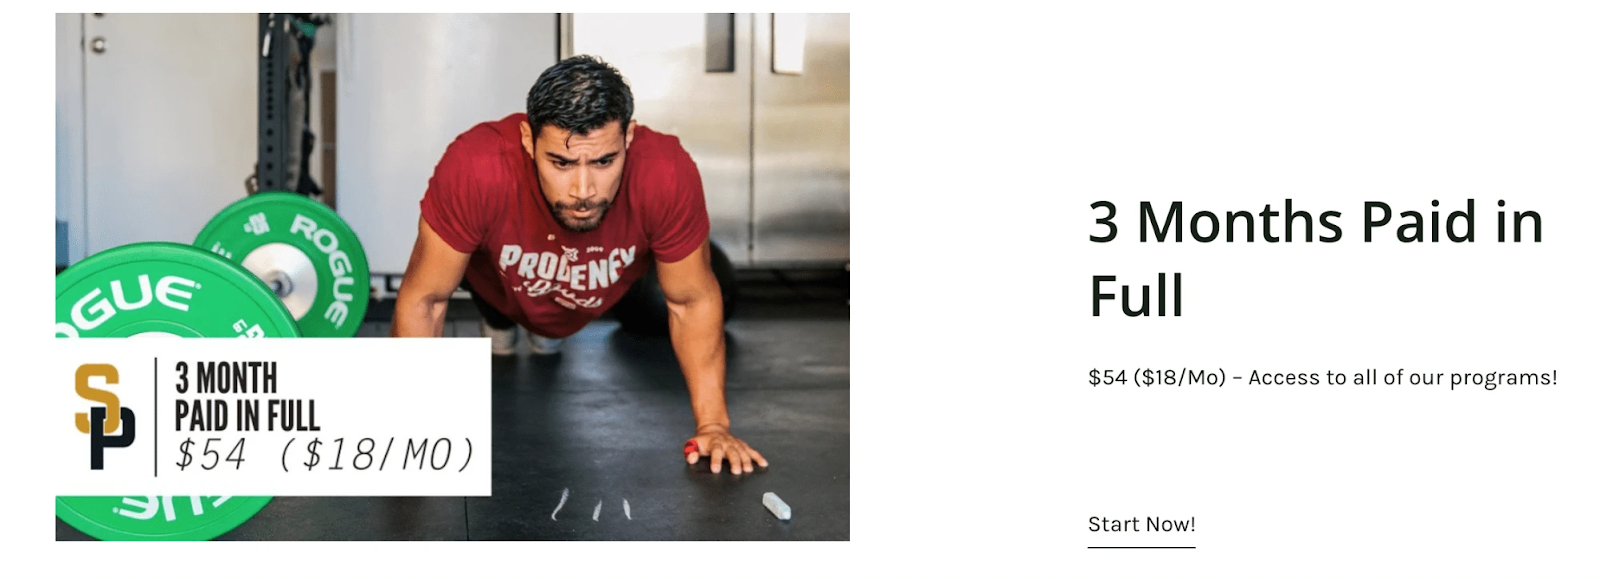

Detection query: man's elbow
(665, 289), (722, 320)
(425, 293), (452, 318)
(392, 288), (451, 333)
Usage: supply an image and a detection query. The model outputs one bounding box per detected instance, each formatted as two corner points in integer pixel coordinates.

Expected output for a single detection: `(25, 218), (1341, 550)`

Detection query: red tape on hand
(684, 439), (700, 456)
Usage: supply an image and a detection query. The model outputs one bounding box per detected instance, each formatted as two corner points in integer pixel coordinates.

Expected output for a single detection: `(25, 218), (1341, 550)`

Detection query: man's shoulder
(437, 114), (525, 177)
(630, 124), (688, 154)
(451, 113), (524, 154)
(622, 125), (708, 256)
(626, 124), (697, 182)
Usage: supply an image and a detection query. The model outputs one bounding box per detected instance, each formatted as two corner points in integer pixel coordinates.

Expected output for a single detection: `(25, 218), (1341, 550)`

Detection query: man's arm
(656, 239), (768, 474)
(391, 216), (472, 337)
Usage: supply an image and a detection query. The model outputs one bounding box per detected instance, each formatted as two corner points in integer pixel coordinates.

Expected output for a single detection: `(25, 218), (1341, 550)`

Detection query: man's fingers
(685, 438), (703, 464)
(688, 436), (768, 474)
(732, 444), (750, 473)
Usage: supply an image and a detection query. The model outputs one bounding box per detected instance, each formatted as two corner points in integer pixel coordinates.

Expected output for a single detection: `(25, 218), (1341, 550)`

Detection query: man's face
(522, 119), (635, 232)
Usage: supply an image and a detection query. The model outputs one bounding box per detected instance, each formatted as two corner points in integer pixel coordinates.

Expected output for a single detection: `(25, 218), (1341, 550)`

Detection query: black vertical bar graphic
(153, 357), (158, 477)
(259, 13), (292, 192)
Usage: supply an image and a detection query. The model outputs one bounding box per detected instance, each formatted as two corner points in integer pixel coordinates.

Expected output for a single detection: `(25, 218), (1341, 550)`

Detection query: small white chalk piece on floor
(763, 492), (791, 521)
(593, 499), (602, 521)
(550, 487), (569, 521)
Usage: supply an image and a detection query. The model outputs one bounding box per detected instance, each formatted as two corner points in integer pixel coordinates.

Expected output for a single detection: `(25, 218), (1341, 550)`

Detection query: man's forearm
(668, 295), (729, 430)
(390, 293), (450, 337)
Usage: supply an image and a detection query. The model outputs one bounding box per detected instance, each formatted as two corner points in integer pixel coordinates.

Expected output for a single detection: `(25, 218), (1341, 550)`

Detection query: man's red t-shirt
(419, 113), (709, 338)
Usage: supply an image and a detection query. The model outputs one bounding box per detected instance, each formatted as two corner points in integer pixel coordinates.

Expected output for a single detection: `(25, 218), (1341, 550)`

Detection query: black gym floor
(55, 272), (850, 541)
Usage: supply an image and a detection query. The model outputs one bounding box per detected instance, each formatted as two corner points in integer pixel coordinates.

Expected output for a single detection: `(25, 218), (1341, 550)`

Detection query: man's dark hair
(526, 55), (634, 140)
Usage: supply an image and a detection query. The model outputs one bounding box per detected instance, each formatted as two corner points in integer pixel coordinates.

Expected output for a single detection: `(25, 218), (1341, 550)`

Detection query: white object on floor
(550, 487), (569, 520)
(763, 492), (791, 521)
(592, 499), (602, 521)
(623, 499), (631, 520)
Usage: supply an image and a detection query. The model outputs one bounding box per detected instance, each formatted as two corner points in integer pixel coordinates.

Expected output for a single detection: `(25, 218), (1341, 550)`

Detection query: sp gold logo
(75, 364), (136, 469)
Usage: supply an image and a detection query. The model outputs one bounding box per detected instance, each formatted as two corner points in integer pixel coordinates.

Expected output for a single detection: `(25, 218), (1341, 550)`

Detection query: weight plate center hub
(241, 242), (317, 320)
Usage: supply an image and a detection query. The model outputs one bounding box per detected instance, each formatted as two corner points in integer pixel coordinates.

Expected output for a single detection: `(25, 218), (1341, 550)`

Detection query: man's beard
(549, 197), (615, 232)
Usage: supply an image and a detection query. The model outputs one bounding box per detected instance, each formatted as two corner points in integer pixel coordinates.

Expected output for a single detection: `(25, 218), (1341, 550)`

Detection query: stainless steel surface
(752, 14), (849, 265)
(241, 242), (318, 320)
(704, 14), (735, 73)
(82, 13), (258, 256)
(569, 13), (755, 265)
(57, 13), (87, 264)
(337, 14), (558, 275)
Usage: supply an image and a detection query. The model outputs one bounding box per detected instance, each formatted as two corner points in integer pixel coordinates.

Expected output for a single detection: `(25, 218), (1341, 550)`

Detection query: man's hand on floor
(686, 425), (769, 475)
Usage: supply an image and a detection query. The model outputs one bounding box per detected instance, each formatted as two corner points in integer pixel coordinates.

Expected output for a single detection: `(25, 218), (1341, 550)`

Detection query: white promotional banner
(51, 339), (491, 496)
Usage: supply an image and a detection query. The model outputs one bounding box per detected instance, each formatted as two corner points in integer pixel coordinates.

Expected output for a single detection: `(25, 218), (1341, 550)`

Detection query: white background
(9, 2), (1600, 579)
(52, 339), (491, 496)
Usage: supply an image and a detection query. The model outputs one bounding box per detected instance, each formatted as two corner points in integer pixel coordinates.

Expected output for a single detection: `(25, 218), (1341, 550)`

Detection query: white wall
(336, 14), (559, 275)
(56, 14), (85, 265)
(80, 14), (257, 255)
